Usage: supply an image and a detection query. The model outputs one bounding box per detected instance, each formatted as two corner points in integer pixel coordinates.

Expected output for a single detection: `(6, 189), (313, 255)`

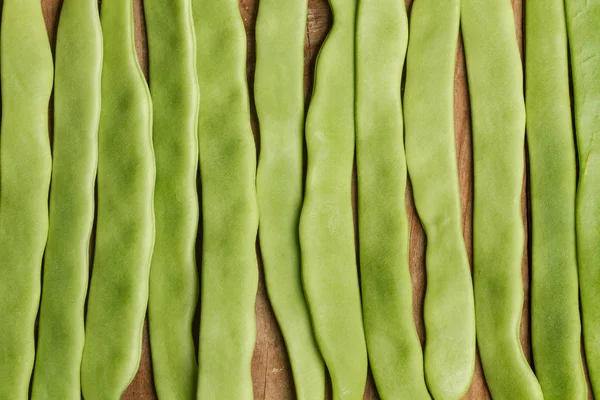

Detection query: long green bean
(80, 0), (155, 397)
(299, 0), (367, 398)
(0, 1), (53, 398)
(144, 0), (199, 398)
(355, 1), (430, 399)
(461, 0), (543, 399)
(564, 0), (600, 396)
(31, 1), (102, 399)
(254, 0), (325, 399)
(192, 0), (259, 398)
(526, 0), (587, 398)
(404, 1), (476, 398)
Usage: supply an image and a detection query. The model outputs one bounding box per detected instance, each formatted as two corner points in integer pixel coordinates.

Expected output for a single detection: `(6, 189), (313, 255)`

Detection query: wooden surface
(36, 0), (592, 399)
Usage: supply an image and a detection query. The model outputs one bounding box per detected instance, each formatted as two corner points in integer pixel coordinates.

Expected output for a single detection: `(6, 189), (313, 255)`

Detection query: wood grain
(34, 0), (591, 399)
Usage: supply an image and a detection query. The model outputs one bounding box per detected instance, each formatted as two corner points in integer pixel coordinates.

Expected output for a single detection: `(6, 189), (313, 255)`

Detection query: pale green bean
(31, 1), (102, 399)
(299, 0), (368, 398)
(0, 0), (53, 397)
(80, 0), (155, 397)
(356, 0), (431, 399)
(144, 0), (200, 397)
(192, 0), (259, 398)
(526, 0), (587, 398)
(404, 0), (476, 398)
(254, 0), (326, 398)
(461, 0), (543, 398)
(564, 0), (600, 396)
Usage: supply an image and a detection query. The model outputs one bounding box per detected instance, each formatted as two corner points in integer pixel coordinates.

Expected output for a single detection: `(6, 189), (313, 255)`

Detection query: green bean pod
(144, 0), (200, 398)
(526, 0), (588, 398)
(31, 0), (102, 398)
(0, 0), (53, 398)
(299, 0), (367, 398)
(80, 0), (155, 397)
(192, 0), (259, 399)
(404, 1), (476, 399)
(564, 0), (600, 395)
(355, 1), (430, 399)
(254, 0), (326, 399)
(461, 1), (543, 399)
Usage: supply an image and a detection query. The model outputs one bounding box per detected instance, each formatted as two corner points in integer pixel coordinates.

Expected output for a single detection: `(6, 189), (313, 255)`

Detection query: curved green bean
(564, 0), (600, 396)
(299, 0), (367, 398)
(564, 1), (600, 397)
(144, 0), (200, 398)
(355, 1), (430, 399)
(80, 0), (155, 397)
(192, 0), (259, 399)
(527, 0), (588, 398)
(461, 1), (543, 399)
(0, 0), (53, 398)
(254, 1), (326, 399)
(404, 1), (476, 398)
(31, 1), (102, 399)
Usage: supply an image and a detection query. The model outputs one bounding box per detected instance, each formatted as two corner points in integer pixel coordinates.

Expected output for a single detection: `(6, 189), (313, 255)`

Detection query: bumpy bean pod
(404, 1), (477, 399)
(461, 1), (543, 399)
(299, 0), (367, 398)
(355, 1), (430, 399)
(254, 0), (326, 399)
(31, 0), (102, 399)
(144, 0), (200, 398)
(564, 0), (600, 396)
(192, 0), (259, 399)
(527, 0), (588, 398)
(0, 0), (53, 398)
(80, 0), (155, 397)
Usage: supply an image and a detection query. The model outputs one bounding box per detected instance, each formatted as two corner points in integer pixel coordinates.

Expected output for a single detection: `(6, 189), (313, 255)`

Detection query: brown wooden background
(36, 0), (593, 399)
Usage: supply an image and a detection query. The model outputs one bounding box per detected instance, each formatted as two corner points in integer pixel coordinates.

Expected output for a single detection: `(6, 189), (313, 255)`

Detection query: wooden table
(37, 0), (590, 399)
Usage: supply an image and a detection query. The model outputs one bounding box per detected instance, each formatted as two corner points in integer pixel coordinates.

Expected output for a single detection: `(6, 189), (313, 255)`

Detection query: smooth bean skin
(31, 1), (102, 399)
(192, 1), (259, 399)
(80, 0), (155, 398)
(355, 1), (430, 399)
(461, 1), (543, 399)
(299, 0), (367, 398)
(564, 1), (600, 396)
(144, 0), (200, 398)
(254, 0), (326, 399)
(527, 1), (588, 398)
(0, 0), (53, 398)
(404, 1), (476, 398)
